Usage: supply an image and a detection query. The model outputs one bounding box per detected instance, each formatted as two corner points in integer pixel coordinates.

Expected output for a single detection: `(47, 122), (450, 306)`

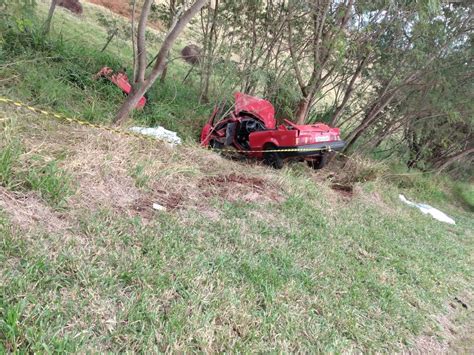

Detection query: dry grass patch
(0, 187), (70, 234)
(4, 110), (289, 224)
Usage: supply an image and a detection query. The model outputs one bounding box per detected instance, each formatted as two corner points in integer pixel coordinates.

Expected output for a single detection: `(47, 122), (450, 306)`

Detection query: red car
(201, 93), (345, 169)
(94, 67), (146, 109)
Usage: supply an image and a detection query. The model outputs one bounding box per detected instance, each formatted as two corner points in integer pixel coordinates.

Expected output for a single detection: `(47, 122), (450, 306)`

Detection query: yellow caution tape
(0, 96), (349, 156)
(210, 146), (331, 154)
(0, 96), (156, 142)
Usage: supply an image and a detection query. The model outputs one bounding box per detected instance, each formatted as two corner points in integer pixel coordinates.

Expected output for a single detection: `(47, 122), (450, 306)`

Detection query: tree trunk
(114, 0), (208, 125)
(295, 96), (311, 124)
(344, 90), (398, 151)
(160, 60), (169, 82)
(159, 0), (177, 83)
(101, 28), (118, 52)
(114, 81), (153, 125)
(330, 56), (367, 126)
(134, 0), (154, 83)
(43, 0), (59, 35)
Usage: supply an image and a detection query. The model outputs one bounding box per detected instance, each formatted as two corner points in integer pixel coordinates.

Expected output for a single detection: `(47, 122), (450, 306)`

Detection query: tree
(342, 1), (472, 165)
(113, 0), (208, 125)
(43, 0), (83, 35)
(286, 0), (354, 124)
(43, 0), (58, 35)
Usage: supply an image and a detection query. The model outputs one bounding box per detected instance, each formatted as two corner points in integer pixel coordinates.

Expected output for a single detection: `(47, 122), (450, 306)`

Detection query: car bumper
(276, 140), (346, 158)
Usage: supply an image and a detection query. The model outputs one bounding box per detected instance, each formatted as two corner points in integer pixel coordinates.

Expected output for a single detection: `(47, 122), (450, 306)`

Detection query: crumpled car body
(94, 66), (146, 109)
(201, 92), (346, 169)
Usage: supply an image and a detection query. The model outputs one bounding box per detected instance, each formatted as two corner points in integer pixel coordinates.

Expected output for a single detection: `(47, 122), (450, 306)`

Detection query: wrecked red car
(201, 93), (345, 169)
(94, 66), (146, 109)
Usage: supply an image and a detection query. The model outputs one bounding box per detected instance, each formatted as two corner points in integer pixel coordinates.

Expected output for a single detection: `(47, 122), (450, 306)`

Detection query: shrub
(334, 154), (388, 185)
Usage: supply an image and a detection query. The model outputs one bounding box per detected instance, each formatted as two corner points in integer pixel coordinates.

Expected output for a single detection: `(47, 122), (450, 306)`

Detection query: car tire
(307, 154), (329, 170)
(263, 145), (284, 169)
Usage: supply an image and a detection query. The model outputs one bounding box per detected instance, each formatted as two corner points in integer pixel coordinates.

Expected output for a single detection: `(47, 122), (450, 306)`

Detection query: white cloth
(399, 194), (455, 225)
(129, 126), (182, 145)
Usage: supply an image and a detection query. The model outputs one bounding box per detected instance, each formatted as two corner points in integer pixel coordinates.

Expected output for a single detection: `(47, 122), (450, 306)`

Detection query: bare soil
(85, 0), (163, 29)
(414, 293), (473, 353)
(0, 187), (71, 234)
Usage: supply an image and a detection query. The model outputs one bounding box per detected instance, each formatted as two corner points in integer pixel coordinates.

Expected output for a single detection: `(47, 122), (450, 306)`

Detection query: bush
(333, 154), (388, 185)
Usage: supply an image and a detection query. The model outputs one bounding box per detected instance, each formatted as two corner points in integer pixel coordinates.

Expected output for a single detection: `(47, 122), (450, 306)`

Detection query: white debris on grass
(399, 194), (455, 225)
(129, 126), (182, 145)
(152, 203), (167, 211)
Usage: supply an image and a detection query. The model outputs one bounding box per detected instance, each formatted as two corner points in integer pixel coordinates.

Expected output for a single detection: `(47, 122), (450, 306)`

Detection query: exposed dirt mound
(199, 173), (283, 203)
(59, 0), (83, 15)
(181, 44), (202, 65)
(86, 0), (162, 29)
(87, 0), (132, 18)
(330, 183), (353, 200)
(131, 190), (183, 220)
(131, 173), (283, 220)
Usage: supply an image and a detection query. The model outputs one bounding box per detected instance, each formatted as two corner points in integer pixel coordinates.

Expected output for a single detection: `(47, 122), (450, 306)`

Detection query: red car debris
(201, 93), (345, 169)
(94, 67), (146, 109)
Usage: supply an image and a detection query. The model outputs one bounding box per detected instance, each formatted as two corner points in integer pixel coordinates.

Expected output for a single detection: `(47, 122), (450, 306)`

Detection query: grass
(0, 109), (473, 352)
(0, 140), (22, 189)
(25, 158), (74, 208)
(0, 135), (73, 209)
(0, 1), (473, 352)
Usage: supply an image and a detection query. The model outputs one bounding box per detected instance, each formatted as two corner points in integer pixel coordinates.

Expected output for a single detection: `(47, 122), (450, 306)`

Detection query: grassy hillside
(1, 2), (473, 352)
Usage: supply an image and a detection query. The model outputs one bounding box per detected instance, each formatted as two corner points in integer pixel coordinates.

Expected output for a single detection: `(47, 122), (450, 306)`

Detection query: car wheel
(263, 145), (284, 169)
(307, 154), (329, 170)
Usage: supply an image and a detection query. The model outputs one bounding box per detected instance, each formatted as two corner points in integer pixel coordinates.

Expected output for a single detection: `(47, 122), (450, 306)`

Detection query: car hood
(234, 92), (276, 129)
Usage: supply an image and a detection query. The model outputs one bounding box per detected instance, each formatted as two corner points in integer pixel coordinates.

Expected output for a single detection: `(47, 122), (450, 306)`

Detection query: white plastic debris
(129, 126), (182, 145)
(399, 194), (455, 225)
(152, 203), (167, 212)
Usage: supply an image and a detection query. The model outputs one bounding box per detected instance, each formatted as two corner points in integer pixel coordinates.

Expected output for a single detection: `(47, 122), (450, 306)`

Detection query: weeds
(331, 154), (388, 186)
(452, 182), (474, 212)
(0, 140), (22, 189)
(25, 158), (74, 208)
(130, 163), (150, 189)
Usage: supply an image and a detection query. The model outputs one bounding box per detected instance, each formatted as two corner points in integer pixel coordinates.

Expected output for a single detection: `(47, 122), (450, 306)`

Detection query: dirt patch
(330, 183), (354, 200)
(0, 187), (71, 233)
(85, 0), (163, 29)
(199, 173), (283, 203)
(58, 0), (83, 14)
(131, 190), (183, 220)
(413, 293), (473, 353)
(130, 173), (283, 221)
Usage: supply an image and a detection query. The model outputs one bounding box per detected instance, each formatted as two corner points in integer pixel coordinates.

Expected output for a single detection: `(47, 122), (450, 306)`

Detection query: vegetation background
(0, 0), (473, 352)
